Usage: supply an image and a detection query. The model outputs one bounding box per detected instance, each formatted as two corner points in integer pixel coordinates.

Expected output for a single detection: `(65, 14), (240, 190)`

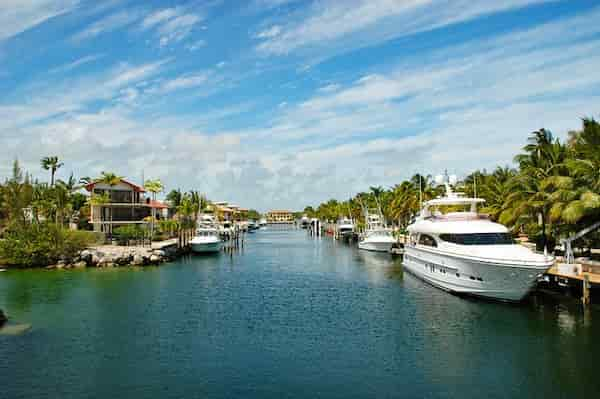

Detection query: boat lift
(561, 220), (600, 264)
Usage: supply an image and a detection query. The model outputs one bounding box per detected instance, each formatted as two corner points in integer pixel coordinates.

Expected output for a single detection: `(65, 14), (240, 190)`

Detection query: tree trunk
(541, 210), (547, 253)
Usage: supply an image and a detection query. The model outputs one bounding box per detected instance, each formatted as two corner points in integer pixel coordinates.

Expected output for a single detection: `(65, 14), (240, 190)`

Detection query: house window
(418, 234), (437, 247)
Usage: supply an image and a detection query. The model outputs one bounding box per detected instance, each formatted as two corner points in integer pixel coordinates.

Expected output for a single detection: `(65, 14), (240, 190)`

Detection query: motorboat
(247, 220), (259, 232)
(300, 215), (310, 229)
(191, 215), (222, 253)
(358, 212), (396, 252)
(403, 173), (554, 302)
(337, 217), (355, 238)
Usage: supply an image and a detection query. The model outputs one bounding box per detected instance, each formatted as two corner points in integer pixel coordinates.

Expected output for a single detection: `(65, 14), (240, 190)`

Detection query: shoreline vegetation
(303, 117), (600, 254)
(0, 161), (261, 269)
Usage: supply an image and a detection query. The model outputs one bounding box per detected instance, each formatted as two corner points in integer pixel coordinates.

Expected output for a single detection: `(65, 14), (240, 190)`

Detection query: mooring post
(582, 274), (591, 306)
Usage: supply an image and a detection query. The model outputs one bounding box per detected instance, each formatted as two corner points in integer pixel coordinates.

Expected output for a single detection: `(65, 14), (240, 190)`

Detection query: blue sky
(1, 0), (600, 211)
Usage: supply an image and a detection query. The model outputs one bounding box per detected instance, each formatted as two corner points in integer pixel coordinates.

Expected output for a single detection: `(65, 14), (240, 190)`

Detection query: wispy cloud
(156, 70), (218, 93)
(106, 60), (169, 89)
(256, 25), (281, 39)
(140, 7), (203, 47)
(71, 9), (143, 42)
(141, 7), (180, 29)
(0, 0), (79, 41)
(256, 0), (551, 56)
(185, 39), (207, 51)
(49, 54), (103, 74)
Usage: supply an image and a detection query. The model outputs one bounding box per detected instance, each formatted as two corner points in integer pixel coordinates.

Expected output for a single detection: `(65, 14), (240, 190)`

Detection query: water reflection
(1, 230), (600, 398)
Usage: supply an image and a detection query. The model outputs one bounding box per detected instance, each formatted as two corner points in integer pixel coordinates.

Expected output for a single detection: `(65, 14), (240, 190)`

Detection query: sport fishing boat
(358, 212), (396, 252)
(190, 215), (222, 254)
(403, 173), (554, 302)
(337, 217), (355, 238)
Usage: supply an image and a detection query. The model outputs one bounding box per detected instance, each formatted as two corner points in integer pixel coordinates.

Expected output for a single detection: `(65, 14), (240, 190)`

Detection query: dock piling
(583, 274), (591, 306)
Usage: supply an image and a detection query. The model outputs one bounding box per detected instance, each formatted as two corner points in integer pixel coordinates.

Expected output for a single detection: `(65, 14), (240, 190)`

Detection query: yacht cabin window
(418, 234), (437, 247)
(439, 233), (514, 245)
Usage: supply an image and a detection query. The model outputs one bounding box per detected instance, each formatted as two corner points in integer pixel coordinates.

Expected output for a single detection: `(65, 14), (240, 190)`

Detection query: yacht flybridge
(403, 173), (554, 302)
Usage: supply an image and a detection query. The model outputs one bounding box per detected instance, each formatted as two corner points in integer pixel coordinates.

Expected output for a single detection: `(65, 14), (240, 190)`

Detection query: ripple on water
(1, 229), (600, 398)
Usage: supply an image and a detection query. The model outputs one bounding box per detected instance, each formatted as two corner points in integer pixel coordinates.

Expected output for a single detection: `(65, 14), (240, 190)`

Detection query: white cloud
(139, 7), (203, 47)
(49, 54), (103, 73)
(71, 9), (143, 42)
(0, 0), (78, 41)
(256, 25), (281, 39)
(256, 0), (551, 56)
(157, 14), (201, 47)
(158, 71), (212, 92)
(185, 39), (206, 51)
(107, 60), (169, 89)
(141, 7), (180, 29)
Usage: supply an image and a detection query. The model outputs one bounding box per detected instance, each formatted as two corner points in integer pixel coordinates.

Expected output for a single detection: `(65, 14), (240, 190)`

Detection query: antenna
(474, 172), (477, 198)
(419, 174), (422, 208)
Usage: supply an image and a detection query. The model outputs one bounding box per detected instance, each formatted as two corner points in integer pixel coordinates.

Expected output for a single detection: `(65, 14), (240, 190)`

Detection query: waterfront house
(267, 210), (294, 224)
(84, 178), (168, 234)
(212, 201), (245, 222)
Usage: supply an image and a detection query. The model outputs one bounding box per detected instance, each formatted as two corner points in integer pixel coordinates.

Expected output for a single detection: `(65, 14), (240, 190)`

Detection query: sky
(1, 0), (600, 211)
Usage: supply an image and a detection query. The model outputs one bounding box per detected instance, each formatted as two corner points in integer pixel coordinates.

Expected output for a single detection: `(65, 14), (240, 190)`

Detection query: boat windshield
(439, 233), (514, 245)
(370, 230), (391, 237)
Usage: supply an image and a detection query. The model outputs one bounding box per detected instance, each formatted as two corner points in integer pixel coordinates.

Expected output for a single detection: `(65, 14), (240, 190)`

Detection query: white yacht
(259, 218), (267, 228)
(403, 174), (554, 302)
(191, 215), (222, 254)
(358, 212), (396, 252)
(337, 217), (355, 238)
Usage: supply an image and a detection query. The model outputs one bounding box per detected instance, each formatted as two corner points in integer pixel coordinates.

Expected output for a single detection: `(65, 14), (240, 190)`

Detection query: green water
(1, 229), (599, 398)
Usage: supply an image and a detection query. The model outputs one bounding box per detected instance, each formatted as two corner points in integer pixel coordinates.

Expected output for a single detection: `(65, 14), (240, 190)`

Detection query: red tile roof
(85, 178), (146, 192)
(149, 200), (169, 209)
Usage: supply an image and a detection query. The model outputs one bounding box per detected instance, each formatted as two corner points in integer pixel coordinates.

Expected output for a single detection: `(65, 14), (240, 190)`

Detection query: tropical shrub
(113, 225), (146, 245)
(0, 223), (100, 267)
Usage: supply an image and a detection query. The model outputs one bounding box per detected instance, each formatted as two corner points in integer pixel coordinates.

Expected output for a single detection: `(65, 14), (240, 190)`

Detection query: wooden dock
(544, 263), (600, 305)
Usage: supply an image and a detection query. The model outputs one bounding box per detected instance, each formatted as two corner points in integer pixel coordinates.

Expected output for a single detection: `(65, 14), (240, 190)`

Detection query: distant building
(267, 210), (294, 224)
(84, 178), (169, 233)
(212, 201), (247, 222)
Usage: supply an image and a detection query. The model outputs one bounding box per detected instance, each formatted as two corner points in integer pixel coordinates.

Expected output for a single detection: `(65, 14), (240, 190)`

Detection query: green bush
(113, 225), (145, 245)
(0, 223), (99, 267)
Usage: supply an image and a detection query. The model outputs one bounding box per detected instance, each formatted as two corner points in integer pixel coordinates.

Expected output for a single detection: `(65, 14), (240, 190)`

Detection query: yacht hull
(358, 240), (394, 253)
(191, 242), (222, 254)
(403, 246), (552, 302)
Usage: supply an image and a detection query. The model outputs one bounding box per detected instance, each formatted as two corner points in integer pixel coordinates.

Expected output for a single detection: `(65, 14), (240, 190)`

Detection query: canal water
(1, 229), (599, 398)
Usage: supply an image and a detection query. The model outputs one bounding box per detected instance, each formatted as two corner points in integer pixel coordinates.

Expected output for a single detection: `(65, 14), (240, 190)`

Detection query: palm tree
(40, 156), (63, 187)
(501, 129), (568, 251)
(188, 190), (207, 223)
(177, 196), (195, 229)
(560, 118), (600, 222)
(144, 179), (164, 240)
(389, 181), (420, 229)
(166, 189), (183, 208)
